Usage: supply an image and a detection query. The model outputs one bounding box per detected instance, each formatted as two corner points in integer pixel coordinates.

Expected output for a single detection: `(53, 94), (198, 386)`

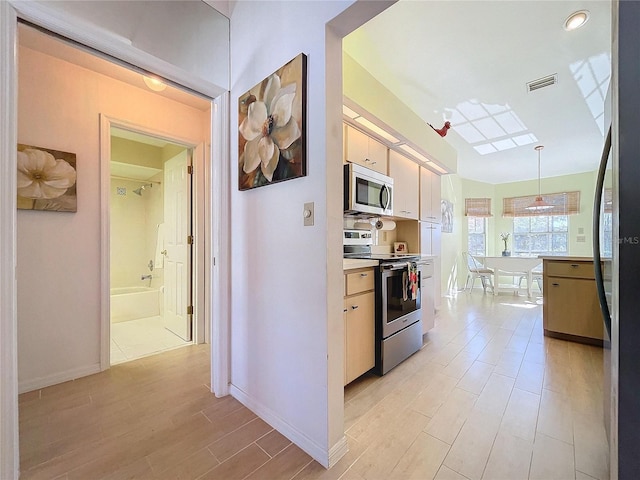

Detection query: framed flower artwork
(238, 53), (307, 190)
(17, 144), (77, 212)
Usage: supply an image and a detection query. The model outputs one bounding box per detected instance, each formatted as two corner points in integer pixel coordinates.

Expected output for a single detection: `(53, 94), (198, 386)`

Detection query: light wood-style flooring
(19, 292), (609, 480)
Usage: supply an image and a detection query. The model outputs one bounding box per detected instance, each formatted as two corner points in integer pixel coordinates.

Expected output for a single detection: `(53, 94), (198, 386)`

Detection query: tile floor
(110, 315), (192, 364)
(19, 291), (609, 480)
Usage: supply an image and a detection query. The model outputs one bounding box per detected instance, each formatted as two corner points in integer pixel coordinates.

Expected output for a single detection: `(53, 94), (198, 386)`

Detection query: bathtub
(110, 287), (160, 323)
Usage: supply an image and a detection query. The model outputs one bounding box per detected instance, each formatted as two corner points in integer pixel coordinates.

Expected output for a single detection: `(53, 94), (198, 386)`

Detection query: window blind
(464, 198), (492, 217)
(502, 191), (580, 217)
(604, 188), (612, 213)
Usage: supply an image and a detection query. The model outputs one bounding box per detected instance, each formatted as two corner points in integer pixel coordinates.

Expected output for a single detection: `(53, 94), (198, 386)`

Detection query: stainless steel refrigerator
(596, 2), (640, 477)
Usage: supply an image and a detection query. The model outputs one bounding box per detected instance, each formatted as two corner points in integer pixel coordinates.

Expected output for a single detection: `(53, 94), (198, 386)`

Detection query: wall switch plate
(303, 202), (314, 226)
(577, 235), (586, 243)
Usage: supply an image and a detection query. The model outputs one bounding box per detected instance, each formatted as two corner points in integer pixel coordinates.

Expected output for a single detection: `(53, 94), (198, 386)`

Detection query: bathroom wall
(110, 174), (164, 290)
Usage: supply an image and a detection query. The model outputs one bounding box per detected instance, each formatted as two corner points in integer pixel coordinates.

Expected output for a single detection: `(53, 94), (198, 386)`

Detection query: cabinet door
(388, 150), (419, 220)
(344, 124), (369, 168)
(345, 291), (375, 384)
(545, 277), (604, 340)
(420, 167), (441, 222)
(343, 298), (348, 385)
(430, 171), (442, 223)
(421, 274), (435, 333)
(367, 136), (388, 175)
(420, 167), (434, 222)
(344, 124), (388, 175)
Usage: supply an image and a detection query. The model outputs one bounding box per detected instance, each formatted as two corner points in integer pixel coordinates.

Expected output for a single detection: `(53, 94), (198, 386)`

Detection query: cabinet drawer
(346, 269), (374, 295)
(545, 261), (595, 279)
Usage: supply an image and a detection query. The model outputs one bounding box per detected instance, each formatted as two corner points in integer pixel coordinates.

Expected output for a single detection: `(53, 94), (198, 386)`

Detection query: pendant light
(526, 145), (553, 211)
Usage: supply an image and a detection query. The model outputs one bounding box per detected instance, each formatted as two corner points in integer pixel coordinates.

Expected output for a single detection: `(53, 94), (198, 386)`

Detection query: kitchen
(338, 2), (613, 478)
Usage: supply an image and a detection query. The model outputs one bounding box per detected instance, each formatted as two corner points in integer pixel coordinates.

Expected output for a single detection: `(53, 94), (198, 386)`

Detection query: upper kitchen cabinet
(420, 167), (441, 223)
(388, 150), (419, 220)
(344, 124), (388, 175)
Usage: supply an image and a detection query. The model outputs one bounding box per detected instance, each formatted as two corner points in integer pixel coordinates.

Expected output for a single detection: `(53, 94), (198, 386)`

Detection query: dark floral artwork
(238, 53), (307, 190)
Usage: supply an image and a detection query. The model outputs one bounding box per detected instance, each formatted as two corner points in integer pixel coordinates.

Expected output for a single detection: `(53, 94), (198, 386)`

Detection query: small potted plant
(500, 232), (511, 256)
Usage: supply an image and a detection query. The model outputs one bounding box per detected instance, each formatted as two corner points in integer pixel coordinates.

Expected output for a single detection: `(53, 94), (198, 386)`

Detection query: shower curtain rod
(111, 175), (162, 184)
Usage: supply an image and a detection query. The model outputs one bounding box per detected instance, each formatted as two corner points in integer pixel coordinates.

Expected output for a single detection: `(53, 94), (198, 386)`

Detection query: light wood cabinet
(388, 150), (419, 220)
(419, 260), (435, 334)
(542, 258), (604, 344)
(420, 167), (441, 223)
(344, 124), (388, 175)
(343, 267), (375, 385)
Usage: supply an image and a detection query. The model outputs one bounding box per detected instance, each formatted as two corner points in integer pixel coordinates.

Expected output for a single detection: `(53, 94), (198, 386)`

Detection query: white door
(164, 149), (192, 341)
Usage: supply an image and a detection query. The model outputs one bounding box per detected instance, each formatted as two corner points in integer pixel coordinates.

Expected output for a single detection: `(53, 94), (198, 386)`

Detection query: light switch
(303, 202), (314, 226)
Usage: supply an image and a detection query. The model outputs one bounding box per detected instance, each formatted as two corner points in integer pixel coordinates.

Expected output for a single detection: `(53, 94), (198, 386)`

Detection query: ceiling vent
(526, 74), (558, 93)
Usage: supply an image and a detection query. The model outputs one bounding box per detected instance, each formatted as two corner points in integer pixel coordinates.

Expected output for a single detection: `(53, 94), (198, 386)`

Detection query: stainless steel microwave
(344, 163), (393, 217)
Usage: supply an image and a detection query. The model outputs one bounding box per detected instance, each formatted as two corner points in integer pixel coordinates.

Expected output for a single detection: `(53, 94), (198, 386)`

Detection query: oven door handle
(382, 264), (407, 271)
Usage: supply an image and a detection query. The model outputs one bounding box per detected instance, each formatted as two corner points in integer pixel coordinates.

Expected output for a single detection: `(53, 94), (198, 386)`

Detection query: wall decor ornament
(238, 53), (307, 190)
(441, 199), (453, 233)
(17, 144), (77, 212)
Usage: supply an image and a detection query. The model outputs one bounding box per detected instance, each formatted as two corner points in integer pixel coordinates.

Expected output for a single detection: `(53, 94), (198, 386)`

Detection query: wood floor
(19, 292), (609, 480)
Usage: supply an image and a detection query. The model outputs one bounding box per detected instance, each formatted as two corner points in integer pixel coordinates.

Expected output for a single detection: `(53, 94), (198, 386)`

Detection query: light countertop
(539, 256), (594, 262)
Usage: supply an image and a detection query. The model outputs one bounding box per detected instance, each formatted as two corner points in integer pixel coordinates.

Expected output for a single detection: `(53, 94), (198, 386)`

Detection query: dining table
(476, 256), (543, 297)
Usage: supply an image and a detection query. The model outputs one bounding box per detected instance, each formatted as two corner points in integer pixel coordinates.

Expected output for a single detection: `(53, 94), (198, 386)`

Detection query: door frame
(1, 3), (231, 477)
(100, 117), (206, 366)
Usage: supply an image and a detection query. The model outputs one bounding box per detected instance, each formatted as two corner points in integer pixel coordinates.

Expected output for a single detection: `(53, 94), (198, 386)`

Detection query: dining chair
(463, 252), (494, 293)
(518, 265), (543, 291)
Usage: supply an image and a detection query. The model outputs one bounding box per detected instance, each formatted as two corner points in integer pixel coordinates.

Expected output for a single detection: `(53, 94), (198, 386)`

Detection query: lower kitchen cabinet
(344, 268), (375, 385)
(420, 261), (435, 334)
(542, 258), (604, 344)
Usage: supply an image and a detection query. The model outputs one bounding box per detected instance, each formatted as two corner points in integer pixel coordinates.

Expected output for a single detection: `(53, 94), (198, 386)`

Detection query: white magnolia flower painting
(17, 144), (77, 212)
(238, 53), (307, 190)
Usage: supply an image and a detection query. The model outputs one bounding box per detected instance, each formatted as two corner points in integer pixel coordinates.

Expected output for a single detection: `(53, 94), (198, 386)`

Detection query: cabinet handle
(351, 305), (359, 310)
(343, 308), (348, 313)
(427, 216), (437, 219)
(364, 158), (371, 162)
(570, 264), (580, 268)
(552, 283), (560, 287)
(360, 273), (368, 278)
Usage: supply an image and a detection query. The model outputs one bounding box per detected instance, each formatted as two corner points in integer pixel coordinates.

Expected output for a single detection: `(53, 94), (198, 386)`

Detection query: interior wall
(17, 44), (208, 392)
(25, 0), (230, 92)
(229, 0), (355, 467)
(109, 174), (164, 291)
(494, 171), (597, 258)
(440, 174), (463, 296)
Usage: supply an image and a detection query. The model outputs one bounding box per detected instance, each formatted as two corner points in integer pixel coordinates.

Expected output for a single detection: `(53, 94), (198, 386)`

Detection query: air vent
(527, 74), (558, 93)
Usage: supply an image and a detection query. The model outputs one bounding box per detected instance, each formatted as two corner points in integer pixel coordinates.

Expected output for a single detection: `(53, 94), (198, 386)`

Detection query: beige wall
(17, 45), (209, 392)
(445, 171), (598, 291)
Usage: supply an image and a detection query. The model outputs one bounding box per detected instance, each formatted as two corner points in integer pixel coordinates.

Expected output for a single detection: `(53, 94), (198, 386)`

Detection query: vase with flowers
(500, 232), (511, 256)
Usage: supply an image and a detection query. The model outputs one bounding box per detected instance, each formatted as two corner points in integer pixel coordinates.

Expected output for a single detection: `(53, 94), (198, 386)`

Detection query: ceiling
(18, 23), (212, 112)
(343, 0), (612, 184)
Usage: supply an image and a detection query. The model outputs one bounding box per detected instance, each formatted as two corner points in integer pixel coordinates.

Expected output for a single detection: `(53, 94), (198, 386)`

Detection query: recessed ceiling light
(564, 10), (590, 31)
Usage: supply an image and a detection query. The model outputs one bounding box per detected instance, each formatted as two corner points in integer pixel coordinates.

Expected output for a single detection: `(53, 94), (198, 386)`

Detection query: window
(513, 215), (568, 256)
(602, 212), (612, 257)
(468, 217), (487, 256)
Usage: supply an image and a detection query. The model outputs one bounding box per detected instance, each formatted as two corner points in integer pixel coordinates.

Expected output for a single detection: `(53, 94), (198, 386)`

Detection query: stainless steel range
(344, 229), (425, 375)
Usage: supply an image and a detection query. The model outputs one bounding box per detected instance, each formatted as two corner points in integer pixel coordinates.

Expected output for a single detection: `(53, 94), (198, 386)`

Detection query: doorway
(109, 128), (194, 364)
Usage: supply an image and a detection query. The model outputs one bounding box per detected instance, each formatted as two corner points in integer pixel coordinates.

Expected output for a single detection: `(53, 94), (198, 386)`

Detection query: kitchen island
(541, 256), (605, 345)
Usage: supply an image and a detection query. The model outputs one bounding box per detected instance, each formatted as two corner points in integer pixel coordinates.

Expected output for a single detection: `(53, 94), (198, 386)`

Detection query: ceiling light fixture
(143, 75), (167, 92)
(564, 10), (590, 31)
(526, 145), (553, 211)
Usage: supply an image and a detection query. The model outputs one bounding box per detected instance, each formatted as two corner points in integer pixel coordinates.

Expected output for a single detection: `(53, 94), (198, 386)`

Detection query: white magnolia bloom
(239, 74), (301, 182)
(17, 148), (77, 199)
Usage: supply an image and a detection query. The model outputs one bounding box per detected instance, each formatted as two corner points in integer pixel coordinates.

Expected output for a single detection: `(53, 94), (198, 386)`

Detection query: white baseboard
(19, 363), (102, 394)
(230, 384), (331, 468)
(328, 435), (349, 468)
